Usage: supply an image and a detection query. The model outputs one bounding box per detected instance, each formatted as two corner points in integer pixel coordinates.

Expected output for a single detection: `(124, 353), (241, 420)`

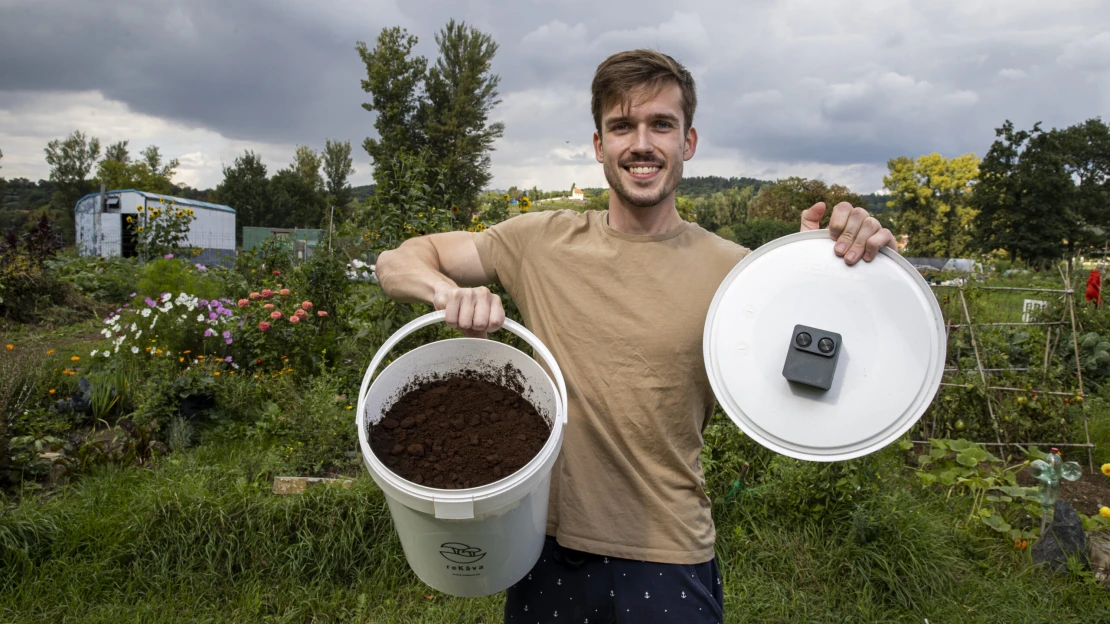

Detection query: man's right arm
(376, 231), (505, 337)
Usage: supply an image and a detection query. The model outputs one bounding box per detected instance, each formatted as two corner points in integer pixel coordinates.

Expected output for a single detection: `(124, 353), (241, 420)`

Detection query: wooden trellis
(913, 264), (1095, 471)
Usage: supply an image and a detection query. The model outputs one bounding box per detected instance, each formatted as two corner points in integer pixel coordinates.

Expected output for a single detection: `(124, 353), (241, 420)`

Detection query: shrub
(732, 218), (798, 249)
(135, 258), (223, 301)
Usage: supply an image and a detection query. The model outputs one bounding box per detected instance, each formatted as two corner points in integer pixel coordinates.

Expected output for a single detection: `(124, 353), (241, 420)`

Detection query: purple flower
(225, 338), (233, 345)
(144, 297), (157, 308)
(208, 312), (218, 320)
(129, 292), (137, 298)
(221, 308), (233, 316)
(195, 264), (207, 272)
(222, 330), (231, 339)
(237, 322), (244, 328)
(204, 328), (216, 337)
(199, 299), (208, 307)
(225, 356), (233, 363)
(164, 253), (174, 259)
(123, 303), (130, 307)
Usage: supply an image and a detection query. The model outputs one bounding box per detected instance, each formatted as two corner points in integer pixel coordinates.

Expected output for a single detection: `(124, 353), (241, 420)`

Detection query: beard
(603, 154), (684, 209)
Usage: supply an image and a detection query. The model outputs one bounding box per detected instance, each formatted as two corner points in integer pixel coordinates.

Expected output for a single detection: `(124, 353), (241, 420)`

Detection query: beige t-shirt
(474, 209), (750, 564)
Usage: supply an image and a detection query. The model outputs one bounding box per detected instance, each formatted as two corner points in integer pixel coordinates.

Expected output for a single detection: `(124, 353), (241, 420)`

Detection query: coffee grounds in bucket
(368, 374), (551, 489)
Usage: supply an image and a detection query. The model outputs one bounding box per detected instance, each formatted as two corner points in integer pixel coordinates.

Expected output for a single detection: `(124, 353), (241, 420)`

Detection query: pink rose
(258, 321), (271, 332)
(301, 301), (313, 310)
(317, 311), (328, 317)
(289, 315), (300, 324)
(263, 303), (274, 309)
(249, 292), (261, 300)
(261, 289), (273, 299)
(279, 288), (290, 296)
(270, 310), (283, 320)
(237, 298), (249, 307)
(294, 308), (308, 318)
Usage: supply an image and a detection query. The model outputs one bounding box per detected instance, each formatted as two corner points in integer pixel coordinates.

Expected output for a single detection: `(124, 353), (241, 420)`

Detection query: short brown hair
(591, 49), (697, 135)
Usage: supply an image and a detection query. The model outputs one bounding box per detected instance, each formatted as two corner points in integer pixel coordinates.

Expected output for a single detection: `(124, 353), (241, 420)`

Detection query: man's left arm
(799, 202), (897, 265)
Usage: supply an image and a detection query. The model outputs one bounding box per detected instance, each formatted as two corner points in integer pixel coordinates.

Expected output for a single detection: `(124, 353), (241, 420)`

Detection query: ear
(683, 126), (698, 162)
(593, 130), (603, 164)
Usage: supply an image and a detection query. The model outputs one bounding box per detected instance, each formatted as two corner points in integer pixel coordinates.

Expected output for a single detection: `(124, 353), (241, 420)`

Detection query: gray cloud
(1, 0), (1108, 191)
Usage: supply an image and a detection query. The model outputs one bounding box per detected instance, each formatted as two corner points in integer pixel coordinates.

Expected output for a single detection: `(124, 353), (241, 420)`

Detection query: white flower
(135, 330), (142, 340)
(91, 350), (98, 357)
(179, 315), (186, 320)
(101, 329), (112, 338)
(131, 346), (139, 354)
(130, 323), (137, 332)
(102, 351), (110, 357)
(151, 316), (158, 329)
(114, 345), (119, 353)
(161, 292), (172, 302)
(141, 308), (151, 318)
(196, 314), (204, 322)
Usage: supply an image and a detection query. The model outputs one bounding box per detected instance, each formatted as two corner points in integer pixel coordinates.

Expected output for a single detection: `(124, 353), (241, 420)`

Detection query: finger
(862, 226), (896, 262)
(488, 296), (506, 333)
(845, 216), (881, 265)
(799, 202), (826, 232)
(826, 202), (855, 240)
(471, 287), (491, 332)
(457, 289), (476, 330)
(443, 289), (461, 327)
(833, 206), (869, 257)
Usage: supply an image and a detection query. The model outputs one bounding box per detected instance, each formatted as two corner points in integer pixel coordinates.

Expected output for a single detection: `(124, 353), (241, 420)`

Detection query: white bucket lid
(703, 230), (947, 462)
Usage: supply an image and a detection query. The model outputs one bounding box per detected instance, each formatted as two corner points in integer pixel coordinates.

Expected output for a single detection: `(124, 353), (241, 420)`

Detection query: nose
(630, 125), (654, 155)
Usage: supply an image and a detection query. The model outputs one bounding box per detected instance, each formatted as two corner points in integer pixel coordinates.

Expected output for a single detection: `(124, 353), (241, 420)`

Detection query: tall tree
(357, 27), (428, 185)
(104, 140), (130, 163)
(44, 130), (101, 236)
(748, 177), (862, 224)
(140, 145), (179, 183)
(1057, 118), (1110, 252)
(270, 146), (327, 229)
(96, 143), (177, 194)
(420, 19), (505, 214)
(883, 153), (979, 257)
(216, 150), (270, 233)
(323, 139), (355, 210)
(972, 121), (1073, 265)
(44, 130), (101, 196)
(357, 21), (505, 222)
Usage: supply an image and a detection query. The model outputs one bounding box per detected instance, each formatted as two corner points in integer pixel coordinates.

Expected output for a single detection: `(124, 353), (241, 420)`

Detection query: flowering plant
(136, 198), (197, 259)
(234, 280), (330, 374)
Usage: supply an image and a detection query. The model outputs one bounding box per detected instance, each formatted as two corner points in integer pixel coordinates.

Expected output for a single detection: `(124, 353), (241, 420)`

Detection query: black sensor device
(782, 324), (842, 391)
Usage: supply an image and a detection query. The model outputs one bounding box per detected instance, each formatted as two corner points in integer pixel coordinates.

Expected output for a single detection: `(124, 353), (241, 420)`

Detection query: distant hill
(677, 175), (773, 197)
(351, 184), (376, 204)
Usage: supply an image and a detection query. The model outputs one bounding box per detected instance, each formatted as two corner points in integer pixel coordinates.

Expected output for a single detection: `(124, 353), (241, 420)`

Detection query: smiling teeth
(629, 167), (660, 174)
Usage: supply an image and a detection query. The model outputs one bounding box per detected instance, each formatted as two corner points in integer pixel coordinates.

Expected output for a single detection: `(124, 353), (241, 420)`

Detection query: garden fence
(914, 263), (1095, 470)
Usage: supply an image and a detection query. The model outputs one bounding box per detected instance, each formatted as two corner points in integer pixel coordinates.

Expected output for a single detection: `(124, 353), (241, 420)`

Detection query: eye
(655, 120), (674, 130)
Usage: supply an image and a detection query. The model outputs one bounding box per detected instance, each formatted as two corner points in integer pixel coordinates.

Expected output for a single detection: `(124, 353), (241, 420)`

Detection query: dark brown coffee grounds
(368, 374), (551, 489)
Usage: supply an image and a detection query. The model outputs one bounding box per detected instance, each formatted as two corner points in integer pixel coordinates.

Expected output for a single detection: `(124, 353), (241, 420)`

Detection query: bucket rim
(357, 337), (563, 503)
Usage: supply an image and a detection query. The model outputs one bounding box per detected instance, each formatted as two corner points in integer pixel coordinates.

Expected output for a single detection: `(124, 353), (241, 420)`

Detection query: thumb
(800, 202), (826, 232)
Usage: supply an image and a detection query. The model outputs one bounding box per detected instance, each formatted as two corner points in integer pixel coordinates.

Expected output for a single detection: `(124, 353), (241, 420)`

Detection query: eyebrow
(605, 112), (682, 127)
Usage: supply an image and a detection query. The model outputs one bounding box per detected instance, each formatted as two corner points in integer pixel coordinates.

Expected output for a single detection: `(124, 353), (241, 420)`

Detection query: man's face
(593, 83), (698, 210)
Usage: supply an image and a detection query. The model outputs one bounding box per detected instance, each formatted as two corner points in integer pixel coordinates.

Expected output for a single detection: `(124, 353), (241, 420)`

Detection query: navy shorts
(505, 536), (724, 624)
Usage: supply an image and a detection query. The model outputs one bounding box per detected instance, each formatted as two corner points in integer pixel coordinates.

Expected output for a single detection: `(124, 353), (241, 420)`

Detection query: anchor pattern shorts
(504, 536), (724, 624)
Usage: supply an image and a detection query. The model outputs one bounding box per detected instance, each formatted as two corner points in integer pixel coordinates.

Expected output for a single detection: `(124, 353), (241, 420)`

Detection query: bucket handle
(358, 310), (568, 426)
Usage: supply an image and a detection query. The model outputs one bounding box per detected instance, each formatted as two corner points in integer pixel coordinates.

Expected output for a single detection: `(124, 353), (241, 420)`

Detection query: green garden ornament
(1028, 447), (1081, 536)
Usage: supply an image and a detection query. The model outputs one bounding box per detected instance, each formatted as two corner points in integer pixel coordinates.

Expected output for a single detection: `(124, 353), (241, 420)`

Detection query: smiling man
(375, 49), (896, 623)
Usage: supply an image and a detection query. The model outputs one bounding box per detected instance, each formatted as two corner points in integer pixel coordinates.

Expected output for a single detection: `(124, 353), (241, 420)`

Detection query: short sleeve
(473, 211), (555, 293)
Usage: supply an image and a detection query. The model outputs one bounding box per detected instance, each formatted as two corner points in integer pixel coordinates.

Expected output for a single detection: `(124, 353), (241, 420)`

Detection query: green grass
(3, 438), (1108, 623)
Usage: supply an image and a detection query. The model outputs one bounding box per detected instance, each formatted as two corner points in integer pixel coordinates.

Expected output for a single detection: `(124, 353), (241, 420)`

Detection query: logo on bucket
(440, 542), (487, 564)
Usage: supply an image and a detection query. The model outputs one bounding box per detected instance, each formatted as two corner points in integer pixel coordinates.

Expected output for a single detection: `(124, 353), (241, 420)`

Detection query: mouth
(623, 163), (663, 181)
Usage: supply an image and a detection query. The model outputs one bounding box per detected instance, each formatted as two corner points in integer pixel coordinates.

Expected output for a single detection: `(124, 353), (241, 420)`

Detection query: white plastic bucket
(356, 310), (568, 597)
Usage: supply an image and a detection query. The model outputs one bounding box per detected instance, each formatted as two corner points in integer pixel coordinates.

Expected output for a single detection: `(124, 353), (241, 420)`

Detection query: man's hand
(432, 284), (506, 338)
(800, 201), (898, 265)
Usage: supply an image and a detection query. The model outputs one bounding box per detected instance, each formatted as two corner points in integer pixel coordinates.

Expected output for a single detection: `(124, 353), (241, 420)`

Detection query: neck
(606, 192), (683, 235)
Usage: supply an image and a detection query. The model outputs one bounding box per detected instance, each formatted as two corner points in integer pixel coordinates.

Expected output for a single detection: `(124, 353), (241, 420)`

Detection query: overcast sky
(1, 0), (1108, 195)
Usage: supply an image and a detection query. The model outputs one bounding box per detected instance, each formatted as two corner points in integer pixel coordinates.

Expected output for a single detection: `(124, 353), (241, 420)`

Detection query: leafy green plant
(134, 198), (196, 259)
(911, 438), (1041, 540)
